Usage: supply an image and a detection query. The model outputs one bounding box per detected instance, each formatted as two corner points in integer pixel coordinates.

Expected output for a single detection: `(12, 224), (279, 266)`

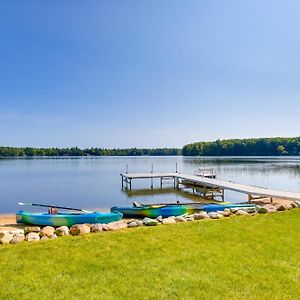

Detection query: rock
(263, 204), (277, 213)
(136, 220), (144, 227)
(235, 210), (249, 216)
(107, 221), (128, 231)
(186, 217), (194, 222)
(24, 226), (40, 235)
(284, 204), (292, 210)
(257, 207), (268, 214)
(49, 234), (57, 239)
(276, 205), (286, 211)
(217, 210), (231, 217)
(0, 232), (14, 244)
(174, 216), (187, 223)
(26, 232), (40, 242)
(90, 224), (104, 233)
(194, 212), (210, 220)
(125, 219), (136, 224)
(143, 217), (158, 226)
(70, 224), (91, 236)
(128, 221), (138, 228)
(162, 217), (176, 225)
(291, 202), (298, 208)
(102, 224), (111, 231)
(294, 201), (300, 207)
(156, 216), (163, 222)
(10, 233), (25, 244)
(40, 226), (55, 237)
(208, 212), (221, 219)
(55, 226), (70, 236)
(40, 236), (48, 241)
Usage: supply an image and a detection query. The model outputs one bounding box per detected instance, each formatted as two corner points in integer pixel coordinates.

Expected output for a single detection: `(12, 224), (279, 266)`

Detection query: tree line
(182, 137), (300, 156)
(0, 147), (181, 157)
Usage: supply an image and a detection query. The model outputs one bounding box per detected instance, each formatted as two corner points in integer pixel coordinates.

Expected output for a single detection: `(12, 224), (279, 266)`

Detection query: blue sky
(0, 1), (300, 148)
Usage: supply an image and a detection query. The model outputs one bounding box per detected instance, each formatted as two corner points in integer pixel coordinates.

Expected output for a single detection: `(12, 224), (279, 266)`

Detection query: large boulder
(10, 233), (25, 244)
(217, 210), (231, 217)
(257, 207), (268, 214)
(0, 232), (14, 244)
(136, 220), (144, 227)
(26, 232), (40, 242)
(156, 216), (163, 223)
(235, 210), (249, 216)
(40, 226), (55, 237)
(276, 205), (286, 212)
(194, 212), (210, 220)
(162, 217), (176, 225)
(263, 204), (277, 213)
(174, 216), (187, 223)
(143, 218), (158, 226)
(55, 226), (70, 236)
(70, 224), (91, 236)
(107, 221), (128, 231)
(127, 221), (138, 228)
(90, 224), (104, 233)
(208, 212), (222, 219)
(24, 227), (40, 235)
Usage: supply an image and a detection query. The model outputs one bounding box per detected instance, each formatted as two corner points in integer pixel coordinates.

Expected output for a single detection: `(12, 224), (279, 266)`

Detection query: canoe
(111, 203), (256, 218)
(16, 210), (123, 226)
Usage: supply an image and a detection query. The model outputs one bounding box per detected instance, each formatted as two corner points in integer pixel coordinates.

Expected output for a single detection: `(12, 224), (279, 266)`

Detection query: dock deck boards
(121, 172), (300, 201)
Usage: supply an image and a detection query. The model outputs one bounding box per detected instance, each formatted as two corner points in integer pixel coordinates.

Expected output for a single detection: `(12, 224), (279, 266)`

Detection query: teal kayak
(16, 210), (123, 226)
(111, 203), (256, 218)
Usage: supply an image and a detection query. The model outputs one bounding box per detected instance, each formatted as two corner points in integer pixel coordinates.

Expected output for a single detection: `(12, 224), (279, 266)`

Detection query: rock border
(1, 201), (299, 246)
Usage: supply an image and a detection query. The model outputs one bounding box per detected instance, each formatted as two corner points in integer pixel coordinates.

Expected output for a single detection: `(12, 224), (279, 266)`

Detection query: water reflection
(0, 156), (299, 213)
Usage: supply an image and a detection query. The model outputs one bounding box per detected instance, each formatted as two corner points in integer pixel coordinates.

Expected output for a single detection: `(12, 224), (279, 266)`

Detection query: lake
(1, 156), (300, 214)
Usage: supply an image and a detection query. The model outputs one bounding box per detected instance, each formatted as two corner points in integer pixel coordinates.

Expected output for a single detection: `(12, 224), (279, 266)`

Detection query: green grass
(1, 211), (300, 299)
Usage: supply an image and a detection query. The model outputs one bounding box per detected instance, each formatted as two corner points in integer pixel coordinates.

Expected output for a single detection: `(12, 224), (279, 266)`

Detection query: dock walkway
(121, 172), (300, 201)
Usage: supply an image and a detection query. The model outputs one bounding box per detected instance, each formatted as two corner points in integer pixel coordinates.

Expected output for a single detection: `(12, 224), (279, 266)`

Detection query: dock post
(203, 185), (206, 198)
(160, 177), (163, 188)
(221, 189), (224, 202)
(129, 178), (132, 190)
(176, 163), (178, 173)
(121, 175), (124, 190)
(248, 194), (252, 203)
(151, 164), (153, 189)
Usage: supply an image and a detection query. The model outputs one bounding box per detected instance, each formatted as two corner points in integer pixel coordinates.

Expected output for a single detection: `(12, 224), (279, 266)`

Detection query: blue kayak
(111, 203), (256, 218)
(16, 210), (123, 226)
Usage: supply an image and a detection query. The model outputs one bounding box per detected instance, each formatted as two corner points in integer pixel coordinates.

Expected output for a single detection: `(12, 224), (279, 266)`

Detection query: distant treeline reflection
(182, 137), (300, 156)
(0, 147), (181, 157)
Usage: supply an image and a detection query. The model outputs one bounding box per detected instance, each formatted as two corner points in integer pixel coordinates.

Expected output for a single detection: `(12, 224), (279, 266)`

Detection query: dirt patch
(0, 214), (16, 226)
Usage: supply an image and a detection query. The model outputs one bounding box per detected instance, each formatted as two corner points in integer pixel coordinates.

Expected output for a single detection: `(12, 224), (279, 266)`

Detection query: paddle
(140, 201), (216, 207)
(18, 202), (92, 213)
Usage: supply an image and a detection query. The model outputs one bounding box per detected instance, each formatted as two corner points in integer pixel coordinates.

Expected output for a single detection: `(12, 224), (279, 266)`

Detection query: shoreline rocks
(1, 202), (299, 247)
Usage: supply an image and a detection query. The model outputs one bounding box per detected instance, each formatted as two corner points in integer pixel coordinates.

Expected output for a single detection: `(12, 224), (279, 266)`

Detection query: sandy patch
(251, 197), (295, 206)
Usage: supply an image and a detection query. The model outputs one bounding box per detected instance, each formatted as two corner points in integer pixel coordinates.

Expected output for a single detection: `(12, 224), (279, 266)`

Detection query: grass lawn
(1, 210), (300, 299)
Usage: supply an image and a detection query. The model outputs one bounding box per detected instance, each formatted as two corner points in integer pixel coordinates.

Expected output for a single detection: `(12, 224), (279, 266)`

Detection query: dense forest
(182, 137), (300, 156)
(1, 137), (300, 157)
(0, 147), (181, 157)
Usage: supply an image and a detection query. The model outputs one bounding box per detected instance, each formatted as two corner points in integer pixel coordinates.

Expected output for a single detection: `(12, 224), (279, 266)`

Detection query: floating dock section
(121, 172), (300, 202)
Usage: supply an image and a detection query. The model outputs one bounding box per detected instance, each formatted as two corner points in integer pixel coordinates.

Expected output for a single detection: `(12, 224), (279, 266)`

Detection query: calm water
(1, 156), (300, 214)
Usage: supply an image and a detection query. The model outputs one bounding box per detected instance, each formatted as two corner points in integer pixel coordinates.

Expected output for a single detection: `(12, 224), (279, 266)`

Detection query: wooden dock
(120, 172), (300, 202)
